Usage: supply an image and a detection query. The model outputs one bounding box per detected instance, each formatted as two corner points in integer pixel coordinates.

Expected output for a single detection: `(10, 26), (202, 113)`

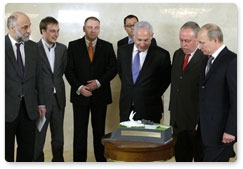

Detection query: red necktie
(182, 54), (191, 71)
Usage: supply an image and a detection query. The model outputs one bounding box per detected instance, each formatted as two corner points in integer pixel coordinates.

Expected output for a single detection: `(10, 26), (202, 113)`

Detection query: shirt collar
(128, 37), (134, 44)
(41, 38), (56, 50)
(211, 44), (226, 60)
(133, 45), (148, 54)
(85, 37), (97, 47)
(8, 34), (24, 47)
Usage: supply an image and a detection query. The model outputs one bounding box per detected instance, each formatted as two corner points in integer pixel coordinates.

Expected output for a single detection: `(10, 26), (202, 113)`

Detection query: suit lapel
(24, 41), (33, 78)
(126, 45), (134, 83)
(135, 46), (154, 83)
(184, 49), (202, 72)
(204, 47), (228, 82)
(93, 39), (102, 62)
(38, 41), (53, 73)
(54, 44), (62, 74)
(5, 36), (21, 77)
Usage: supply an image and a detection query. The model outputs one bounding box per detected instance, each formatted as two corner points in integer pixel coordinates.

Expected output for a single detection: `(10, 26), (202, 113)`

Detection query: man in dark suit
(5, 11), (46, 162)
(65, 16), (117, 162)
(33, 17), (67, 162)
(117, 14), (157, 48)
(117, 21), (171, 123)
(197, 23), (237, 162)
(169, 21), (206, 162)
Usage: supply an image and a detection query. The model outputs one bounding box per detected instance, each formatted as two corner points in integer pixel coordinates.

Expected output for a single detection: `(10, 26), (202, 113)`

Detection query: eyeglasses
(125, 24), (135, 28)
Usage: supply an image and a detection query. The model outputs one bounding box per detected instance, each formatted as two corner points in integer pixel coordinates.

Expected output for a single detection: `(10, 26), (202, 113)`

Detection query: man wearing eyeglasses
(117, 14), (157, 48)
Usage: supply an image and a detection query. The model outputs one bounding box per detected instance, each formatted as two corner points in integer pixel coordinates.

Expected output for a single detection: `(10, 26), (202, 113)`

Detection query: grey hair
(180, 21), (200, 38)
(133, 21), (153, 35)
(201, 23), (223, 42)
(7, 14), (17, 29)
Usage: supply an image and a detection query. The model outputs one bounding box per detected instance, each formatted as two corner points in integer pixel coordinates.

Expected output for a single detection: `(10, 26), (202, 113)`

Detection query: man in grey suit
(5, 11), (46, 162)
(33, 17), (67, 162)
(169, 21), (206, 162)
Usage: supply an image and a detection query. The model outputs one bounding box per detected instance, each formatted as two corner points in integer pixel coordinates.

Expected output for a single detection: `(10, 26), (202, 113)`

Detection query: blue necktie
(132, 51), (140, 83)
(16, 43), (24, 78)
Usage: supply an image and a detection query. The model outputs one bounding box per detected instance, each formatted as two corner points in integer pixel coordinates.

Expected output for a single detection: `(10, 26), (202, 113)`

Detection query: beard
(15, 28), (30, 42)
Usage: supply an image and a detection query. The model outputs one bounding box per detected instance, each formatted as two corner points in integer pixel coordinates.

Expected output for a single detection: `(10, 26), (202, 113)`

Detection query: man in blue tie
(117, 21), (171, 123)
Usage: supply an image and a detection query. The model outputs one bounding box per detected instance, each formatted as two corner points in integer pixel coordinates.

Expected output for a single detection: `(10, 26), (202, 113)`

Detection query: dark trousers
(5, 99), (36, 162)
(72, 103), (107, 162)
(33, 94), (64, 162)
(174, 130), (204, 162)
(203, 144), (234, 162)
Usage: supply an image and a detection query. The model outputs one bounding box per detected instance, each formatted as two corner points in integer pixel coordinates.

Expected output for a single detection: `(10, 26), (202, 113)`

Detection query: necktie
(16, 43), (24, 78)
(88, 41), (94, 62)
(205, 55), (214, 75)
(132, 51), (140, 83)
(182, 54), (191, 71)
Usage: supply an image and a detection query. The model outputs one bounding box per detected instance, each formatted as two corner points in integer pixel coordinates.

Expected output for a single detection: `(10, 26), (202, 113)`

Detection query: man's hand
(80, 85), (93, 97)
(86, 80), (98, 91)
(38, 106), (46, 117)
(222, 132), (235, 144)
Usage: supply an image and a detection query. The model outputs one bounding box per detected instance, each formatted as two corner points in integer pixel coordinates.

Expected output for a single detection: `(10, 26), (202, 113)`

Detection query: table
(102, 133), (175, 162)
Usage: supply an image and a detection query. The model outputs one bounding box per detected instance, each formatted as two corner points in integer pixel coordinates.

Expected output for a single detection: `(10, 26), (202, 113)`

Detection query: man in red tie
(169, 21), (206, 162)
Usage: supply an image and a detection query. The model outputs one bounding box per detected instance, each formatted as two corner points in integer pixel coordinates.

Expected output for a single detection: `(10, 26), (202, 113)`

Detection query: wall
(5, 3), (238, 161)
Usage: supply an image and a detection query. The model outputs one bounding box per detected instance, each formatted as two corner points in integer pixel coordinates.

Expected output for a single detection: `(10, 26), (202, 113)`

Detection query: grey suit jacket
(5, 35), (45, 122)
(38, 40), (67, 110)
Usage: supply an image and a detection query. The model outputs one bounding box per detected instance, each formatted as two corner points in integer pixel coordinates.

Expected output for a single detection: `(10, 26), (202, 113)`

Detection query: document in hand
(36, 115), (46, 132)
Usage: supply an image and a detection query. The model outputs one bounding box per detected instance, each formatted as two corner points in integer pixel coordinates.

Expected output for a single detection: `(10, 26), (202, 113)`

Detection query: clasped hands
(80, 80), (98, 97)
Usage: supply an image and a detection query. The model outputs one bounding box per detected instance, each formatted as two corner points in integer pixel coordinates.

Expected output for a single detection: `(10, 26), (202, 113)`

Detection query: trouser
(72, 103), (107, 162)
(5, 99), (36, 162)
(33, 94), (64, 162)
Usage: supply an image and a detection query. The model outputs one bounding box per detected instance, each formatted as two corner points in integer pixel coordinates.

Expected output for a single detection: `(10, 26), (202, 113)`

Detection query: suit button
(177, 89), (180, 92)
(180, 76), (183, 80)
(202, 86), (205, 89)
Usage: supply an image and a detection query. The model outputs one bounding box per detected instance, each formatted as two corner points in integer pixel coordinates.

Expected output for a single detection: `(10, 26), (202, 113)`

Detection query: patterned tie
(16, 43), (24, 78)
(88, 41), (94, 62)
(182, 54), (191, 71)
(205, 55), (214, 75)
(132, 51), (140, 83)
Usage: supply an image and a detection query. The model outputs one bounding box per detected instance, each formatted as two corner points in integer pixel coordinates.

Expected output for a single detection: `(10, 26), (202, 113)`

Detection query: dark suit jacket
(38, 40), (67, 110)
(5, 35), (45, 122)
(65, 37), (117, 106)
(117, 44), (171, 122)
(169, 48), (206, 134)
(117, 36), (157, 48)
(199, 47), (237, 146)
